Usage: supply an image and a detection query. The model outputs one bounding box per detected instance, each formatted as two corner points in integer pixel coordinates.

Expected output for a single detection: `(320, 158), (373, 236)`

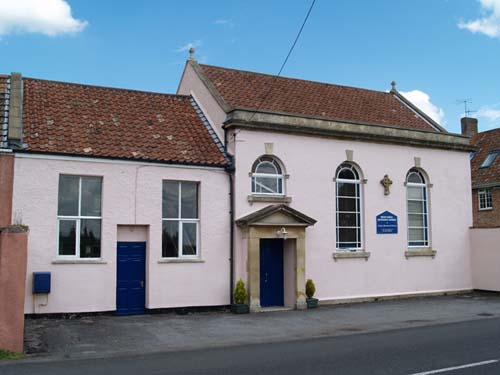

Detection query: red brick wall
(0, 153), (14, 227)
(472, 187), (500, 227)
(0, 229), (28, 353)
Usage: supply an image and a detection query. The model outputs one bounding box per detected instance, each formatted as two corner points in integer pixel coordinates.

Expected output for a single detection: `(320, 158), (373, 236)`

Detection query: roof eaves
(224, 109), (474, 152)
(225, 106), (452, 135)
(14, 149), (228, 168)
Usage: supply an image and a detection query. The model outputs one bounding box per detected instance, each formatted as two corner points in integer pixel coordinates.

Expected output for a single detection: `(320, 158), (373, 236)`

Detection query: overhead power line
(247, 0), (317, 123)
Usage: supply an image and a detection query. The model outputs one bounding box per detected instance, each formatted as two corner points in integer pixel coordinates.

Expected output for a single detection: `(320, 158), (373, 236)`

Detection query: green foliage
(0, 349), (23, 360)
(233, 279), (248, 305)
(305, 279), (316, 299)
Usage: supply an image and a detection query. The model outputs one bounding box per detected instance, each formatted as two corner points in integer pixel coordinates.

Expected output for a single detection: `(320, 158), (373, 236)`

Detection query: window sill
(333, 251), (370, 261)
(52, 259), (107, 264)
(158, 258), (205, 264)
(479, 208), (493, 211)
(247, 195), (292, 204)
(405, 249), (436, 259)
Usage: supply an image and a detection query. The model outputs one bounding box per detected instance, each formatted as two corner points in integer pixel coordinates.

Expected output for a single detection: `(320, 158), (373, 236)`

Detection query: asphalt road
(3, 317), (500, 375)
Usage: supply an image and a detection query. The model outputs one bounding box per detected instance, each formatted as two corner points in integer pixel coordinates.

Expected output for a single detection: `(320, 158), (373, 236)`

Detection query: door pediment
(236, 204), (316, 227)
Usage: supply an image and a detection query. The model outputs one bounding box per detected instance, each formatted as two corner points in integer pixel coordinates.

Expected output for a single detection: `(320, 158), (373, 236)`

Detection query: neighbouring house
(465, 118), (500, 227)
(0, 56), (475, 315)
(464, 117), (500, 292)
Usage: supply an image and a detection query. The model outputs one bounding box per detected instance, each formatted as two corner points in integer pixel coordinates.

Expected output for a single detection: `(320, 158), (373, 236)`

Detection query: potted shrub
(231, 279), (250, 314)
(306, 279), (318, 308)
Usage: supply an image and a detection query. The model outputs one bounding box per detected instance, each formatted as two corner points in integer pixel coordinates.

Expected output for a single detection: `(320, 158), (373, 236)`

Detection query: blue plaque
(376, 211), (398, 234)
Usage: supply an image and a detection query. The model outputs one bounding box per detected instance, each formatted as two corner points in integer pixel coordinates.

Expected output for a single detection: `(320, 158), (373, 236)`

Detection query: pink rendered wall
(470, 228), (500, 291)
(12, 155), (230, 313)
(0, 230), (28, 352)
(177, 63), (228, 147)
(233, 129), (473, 301)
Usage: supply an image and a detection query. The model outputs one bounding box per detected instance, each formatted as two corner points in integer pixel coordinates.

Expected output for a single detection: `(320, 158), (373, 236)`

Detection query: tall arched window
(336, 163), (362, 250)
(251, 156), (284, 195)
(406, 168), (429, 248)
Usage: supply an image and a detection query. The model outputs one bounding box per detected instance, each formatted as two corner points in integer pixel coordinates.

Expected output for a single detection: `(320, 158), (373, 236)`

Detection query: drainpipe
(224, 129), (235, 305)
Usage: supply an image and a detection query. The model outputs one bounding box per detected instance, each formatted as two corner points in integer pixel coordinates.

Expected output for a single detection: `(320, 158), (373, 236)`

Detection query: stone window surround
(405, 249), (437, 259)
(332, 251), (371, 261)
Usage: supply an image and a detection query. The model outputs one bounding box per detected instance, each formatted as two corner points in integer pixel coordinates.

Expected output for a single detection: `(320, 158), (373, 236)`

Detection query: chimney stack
(461, 117), (478, 137)
(7, 72), (23, 148)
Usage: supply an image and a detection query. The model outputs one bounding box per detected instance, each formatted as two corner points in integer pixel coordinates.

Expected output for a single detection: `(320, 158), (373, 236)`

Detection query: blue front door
(260, 239), (284, 307)
(116, 242), (146, 315)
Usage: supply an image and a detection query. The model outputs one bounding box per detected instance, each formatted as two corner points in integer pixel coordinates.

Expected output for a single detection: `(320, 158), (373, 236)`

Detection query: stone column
(247, 227), (261, 312)
(295, 235), (307, 309)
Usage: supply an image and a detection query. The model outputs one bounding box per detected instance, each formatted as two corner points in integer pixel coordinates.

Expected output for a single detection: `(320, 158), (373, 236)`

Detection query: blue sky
(1, 0), (500, 133)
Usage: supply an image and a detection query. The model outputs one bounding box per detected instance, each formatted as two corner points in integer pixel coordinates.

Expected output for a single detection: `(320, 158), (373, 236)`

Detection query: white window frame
(406, 170), (430, 249)
(335, 164), (363, 251)
(478, 188), (492, 211)
(161, 181), (200, 259)
(251, 158), (285, 196)
(57, 175), (102, 259)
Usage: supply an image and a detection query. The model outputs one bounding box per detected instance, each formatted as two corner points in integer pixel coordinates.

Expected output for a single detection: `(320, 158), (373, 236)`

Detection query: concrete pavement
(10, 292), (500, 364)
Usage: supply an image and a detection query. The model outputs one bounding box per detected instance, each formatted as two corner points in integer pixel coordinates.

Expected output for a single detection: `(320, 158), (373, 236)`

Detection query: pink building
(0, 58), (474, 315)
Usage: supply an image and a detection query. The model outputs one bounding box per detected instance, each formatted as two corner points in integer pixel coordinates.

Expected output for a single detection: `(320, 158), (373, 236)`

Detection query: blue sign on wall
(376, 211), (398, 234)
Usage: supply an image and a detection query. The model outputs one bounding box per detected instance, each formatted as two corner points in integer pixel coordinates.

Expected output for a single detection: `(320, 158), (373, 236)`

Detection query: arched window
(336, 163), (362, 250)
(406, 168), (429, 248)
(251, 156), (284, 195)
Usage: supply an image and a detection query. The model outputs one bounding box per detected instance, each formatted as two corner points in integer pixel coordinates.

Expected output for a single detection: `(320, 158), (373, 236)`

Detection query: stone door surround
(236, 204), (316, 312)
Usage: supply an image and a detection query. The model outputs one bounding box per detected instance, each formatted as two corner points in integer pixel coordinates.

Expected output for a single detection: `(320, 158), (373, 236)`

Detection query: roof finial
(390, 81), (397, 92)
(188, 47), (196, 61)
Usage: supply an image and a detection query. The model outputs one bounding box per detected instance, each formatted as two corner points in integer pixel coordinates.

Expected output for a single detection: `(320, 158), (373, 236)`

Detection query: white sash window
(335, 163), (362, 250)
(406, 169), (429, 248)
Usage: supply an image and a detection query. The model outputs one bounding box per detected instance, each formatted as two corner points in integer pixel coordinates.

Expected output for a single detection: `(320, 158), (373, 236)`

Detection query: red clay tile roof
(199, 64), (440, 132)
(470, 129), (500, 187)
(19, 77), (227, 166)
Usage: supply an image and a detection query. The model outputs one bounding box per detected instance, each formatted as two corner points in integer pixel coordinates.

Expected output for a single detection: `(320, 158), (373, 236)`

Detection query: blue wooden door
(260, 239), (284, 307)
(116, 242), (146, 315)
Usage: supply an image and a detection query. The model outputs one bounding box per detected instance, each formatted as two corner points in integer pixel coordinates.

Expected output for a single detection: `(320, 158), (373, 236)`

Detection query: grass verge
(0, 349), (24, 360)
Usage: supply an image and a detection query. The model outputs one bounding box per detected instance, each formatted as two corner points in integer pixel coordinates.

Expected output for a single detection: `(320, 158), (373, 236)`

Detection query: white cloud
(215, 19), (235, 28)
(0, 0), (87, 36)
(175, 40), (201, 53)
(400, 90), (446, 124)
(478, 105), (500, 121)
(458, 0), (500, 38)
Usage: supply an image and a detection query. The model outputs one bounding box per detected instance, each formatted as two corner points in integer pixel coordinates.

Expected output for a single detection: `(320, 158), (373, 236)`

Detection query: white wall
(233, 129), (473, 301)
(471, 228), (500, 291)
(13, 155), (230, 313)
